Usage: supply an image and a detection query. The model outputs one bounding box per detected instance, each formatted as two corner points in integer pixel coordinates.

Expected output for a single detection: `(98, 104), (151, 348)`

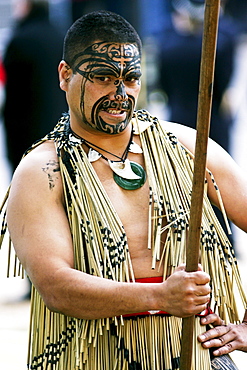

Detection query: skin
(64, 41), (141, 135)
(6, 40), (247, 358)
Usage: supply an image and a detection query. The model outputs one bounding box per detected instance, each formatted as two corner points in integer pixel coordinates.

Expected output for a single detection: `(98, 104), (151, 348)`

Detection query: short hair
(63, 10), (142, 70)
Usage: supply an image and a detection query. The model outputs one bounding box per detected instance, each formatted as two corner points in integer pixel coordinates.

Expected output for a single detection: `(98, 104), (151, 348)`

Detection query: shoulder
(159, 119), (197, 151)
(159, 119), (238, 176)
(14, 140), (59, 174)
(9, 140), (63, 205)
(136, 112), (233, 172)
(6, 140), (73, 279)
(159, 120), (247, 231)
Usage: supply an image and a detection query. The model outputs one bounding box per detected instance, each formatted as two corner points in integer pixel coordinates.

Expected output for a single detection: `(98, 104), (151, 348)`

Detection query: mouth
(91, 95), (135, 132)
(106, 108), (126, 115)
(100, 108), (127, 122)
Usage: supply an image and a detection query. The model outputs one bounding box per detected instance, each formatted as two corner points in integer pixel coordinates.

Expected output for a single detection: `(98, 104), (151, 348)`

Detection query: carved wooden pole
(179, 0), (221, 369)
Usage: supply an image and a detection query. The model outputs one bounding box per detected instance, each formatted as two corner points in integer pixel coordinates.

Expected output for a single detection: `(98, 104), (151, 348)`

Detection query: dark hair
(63, 10), (142, 69)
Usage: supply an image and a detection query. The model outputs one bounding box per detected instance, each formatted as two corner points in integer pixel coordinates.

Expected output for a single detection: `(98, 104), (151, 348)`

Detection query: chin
(95, 116), (129, 134)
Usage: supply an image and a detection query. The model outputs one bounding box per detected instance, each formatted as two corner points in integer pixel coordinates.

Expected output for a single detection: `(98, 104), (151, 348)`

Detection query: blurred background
(0, 0), (247, 368)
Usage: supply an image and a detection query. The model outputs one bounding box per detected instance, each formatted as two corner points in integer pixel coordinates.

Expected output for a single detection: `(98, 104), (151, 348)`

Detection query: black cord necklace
(78, 127), (134, 163)
(70, 127), (146, 190)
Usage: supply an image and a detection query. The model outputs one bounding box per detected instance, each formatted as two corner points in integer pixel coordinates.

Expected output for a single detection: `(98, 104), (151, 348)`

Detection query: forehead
(71, 41), (141, 73)
(91, 42), (140, 61)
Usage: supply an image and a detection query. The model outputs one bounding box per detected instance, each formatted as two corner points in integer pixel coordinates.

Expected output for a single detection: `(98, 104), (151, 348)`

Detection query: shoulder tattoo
(42, 160), (60, 190)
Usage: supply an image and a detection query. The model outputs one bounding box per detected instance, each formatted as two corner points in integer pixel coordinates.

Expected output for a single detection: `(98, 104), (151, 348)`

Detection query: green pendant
(113, 161), (146, 190)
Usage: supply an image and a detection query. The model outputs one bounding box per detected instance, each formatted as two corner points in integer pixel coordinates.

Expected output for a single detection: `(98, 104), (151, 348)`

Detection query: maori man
(2, 10), (247, 370)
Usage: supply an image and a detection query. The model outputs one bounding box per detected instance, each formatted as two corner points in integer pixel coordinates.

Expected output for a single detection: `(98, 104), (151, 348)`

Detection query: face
(65, 41), (142, 135)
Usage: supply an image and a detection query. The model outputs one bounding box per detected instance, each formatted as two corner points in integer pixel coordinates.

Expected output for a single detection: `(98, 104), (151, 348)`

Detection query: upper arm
(6, 144), (74, 300)
(162, 120), (247, 232)
(206, 140), (247, 232)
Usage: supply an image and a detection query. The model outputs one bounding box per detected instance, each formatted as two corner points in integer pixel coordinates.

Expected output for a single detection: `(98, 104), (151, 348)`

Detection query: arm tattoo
(42, 160), (60, 190)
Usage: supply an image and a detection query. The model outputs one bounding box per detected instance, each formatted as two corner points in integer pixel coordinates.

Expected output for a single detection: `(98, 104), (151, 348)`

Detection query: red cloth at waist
(122, 276), (213, 318)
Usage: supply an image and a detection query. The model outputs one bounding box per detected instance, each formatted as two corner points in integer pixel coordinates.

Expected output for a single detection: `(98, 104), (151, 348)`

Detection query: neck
(70, 122), (133, 162)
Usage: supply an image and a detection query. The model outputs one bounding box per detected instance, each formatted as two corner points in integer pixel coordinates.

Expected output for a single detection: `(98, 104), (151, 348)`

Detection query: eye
(125, 75), (141, 84)
(94, 76), (111, 83)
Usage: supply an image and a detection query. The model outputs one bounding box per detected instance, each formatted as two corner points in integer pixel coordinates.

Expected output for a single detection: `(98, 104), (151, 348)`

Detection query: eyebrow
(126, 71), (142, 77)
(90, 68), (118, 76)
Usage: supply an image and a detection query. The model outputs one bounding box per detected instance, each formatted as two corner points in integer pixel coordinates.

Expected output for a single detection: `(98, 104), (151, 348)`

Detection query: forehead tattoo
(71, 42), (141, 80)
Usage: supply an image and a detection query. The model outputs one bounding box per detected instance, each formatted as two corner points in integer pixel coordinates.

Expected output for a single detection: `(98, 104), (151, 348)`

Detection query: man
(1, 10), (247, 370)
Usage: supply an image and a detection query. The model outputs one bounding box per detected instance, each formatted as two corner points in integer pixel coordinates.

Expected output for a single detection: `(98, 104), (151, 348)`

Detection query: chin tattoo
(91, 94), (135, 134)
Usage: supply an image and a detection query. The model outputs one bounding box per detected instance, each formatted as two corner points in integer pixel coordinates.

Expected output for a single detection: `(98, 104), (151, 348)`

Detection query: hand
(198, 313), (247, 356)
(161, 264), (211, 317)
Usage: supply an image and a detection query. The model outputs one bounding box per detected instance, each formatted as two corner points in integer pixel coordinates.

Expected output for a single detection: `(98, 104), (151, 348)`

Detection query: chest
(92, 156), (150, 227)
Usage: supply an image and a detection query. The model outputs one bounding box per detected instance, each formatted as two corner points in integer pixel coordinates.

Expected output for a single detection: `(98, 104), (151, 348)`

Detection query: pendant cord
(70, 126), (134, 163)
(69, 124), (146, 190)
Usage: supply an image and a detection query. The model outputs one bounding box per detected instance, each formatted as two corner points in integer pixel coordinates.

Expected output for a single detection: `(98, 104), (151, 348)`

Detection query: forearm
(34, 266), (210, 320)
(39, 267), (160, 319)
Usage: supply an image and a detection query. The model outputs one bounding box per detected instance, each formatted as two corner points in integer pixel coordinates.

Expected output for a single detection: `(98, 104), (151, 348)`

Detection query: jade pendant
(113, 161), (146, 190)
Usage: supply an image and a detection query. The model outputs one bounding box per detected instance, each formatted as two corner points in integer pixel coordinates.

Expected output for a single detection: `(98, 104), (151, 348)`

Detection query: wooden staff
(179, 0), (221, 369)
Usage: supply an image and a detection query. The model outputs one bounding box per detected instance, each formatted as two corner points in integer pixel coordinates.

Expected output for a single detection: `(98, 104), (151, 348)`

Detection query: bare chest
(92, 158), (165, 278)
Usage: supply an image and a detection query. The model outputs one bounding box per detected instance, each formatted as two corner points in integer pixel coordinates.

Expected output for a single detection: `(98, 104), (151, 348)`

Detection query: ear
(58, 60), (72, 91)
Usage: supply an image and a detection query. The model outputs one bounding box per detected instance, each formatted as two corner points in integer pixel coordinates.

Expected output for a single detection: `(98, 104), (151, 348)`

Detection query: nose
(114, 81), (128, 101)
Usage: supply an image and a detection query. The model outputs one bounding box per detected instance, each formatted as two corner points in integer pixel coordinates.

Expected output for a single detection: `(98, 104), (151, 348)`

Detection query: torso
(44, 134), (166, 279)
(29, 119), (199, 279)
(92, 150), (158, 278)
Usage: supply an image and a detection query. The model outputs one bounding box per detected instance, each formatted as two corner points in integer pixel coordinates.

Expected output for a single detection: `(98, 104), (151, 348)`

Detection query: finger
(194, 271), (211, 284)
(198, 324), (230, 344)
(174, 264), (186, 272)
(200, 332), (236, 357)
(200, 313), (222, 326)
(191, 300), (211, 316)
(196, 283), (211, 296)
(195, 295), (211, 306)
(212, 342), (235, 357)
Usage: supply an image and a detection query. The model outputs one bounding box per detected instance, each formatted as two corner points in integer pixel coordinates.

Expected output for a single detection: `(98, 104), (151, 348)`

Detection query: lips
(91, 94), (136, 133)
(107, 109), (124, 115)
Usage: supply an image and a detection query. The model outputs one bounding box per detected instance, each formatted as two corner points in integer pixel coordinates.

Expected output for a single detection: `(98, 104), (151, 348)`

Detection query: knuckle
(206, 285), (211, 294)
(183, 305), (192, 315)
(214, 327), (223, 336)
(218, 336), (225, 344)
(186, 286), (194, 295)
(224, 343), (234, 353)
